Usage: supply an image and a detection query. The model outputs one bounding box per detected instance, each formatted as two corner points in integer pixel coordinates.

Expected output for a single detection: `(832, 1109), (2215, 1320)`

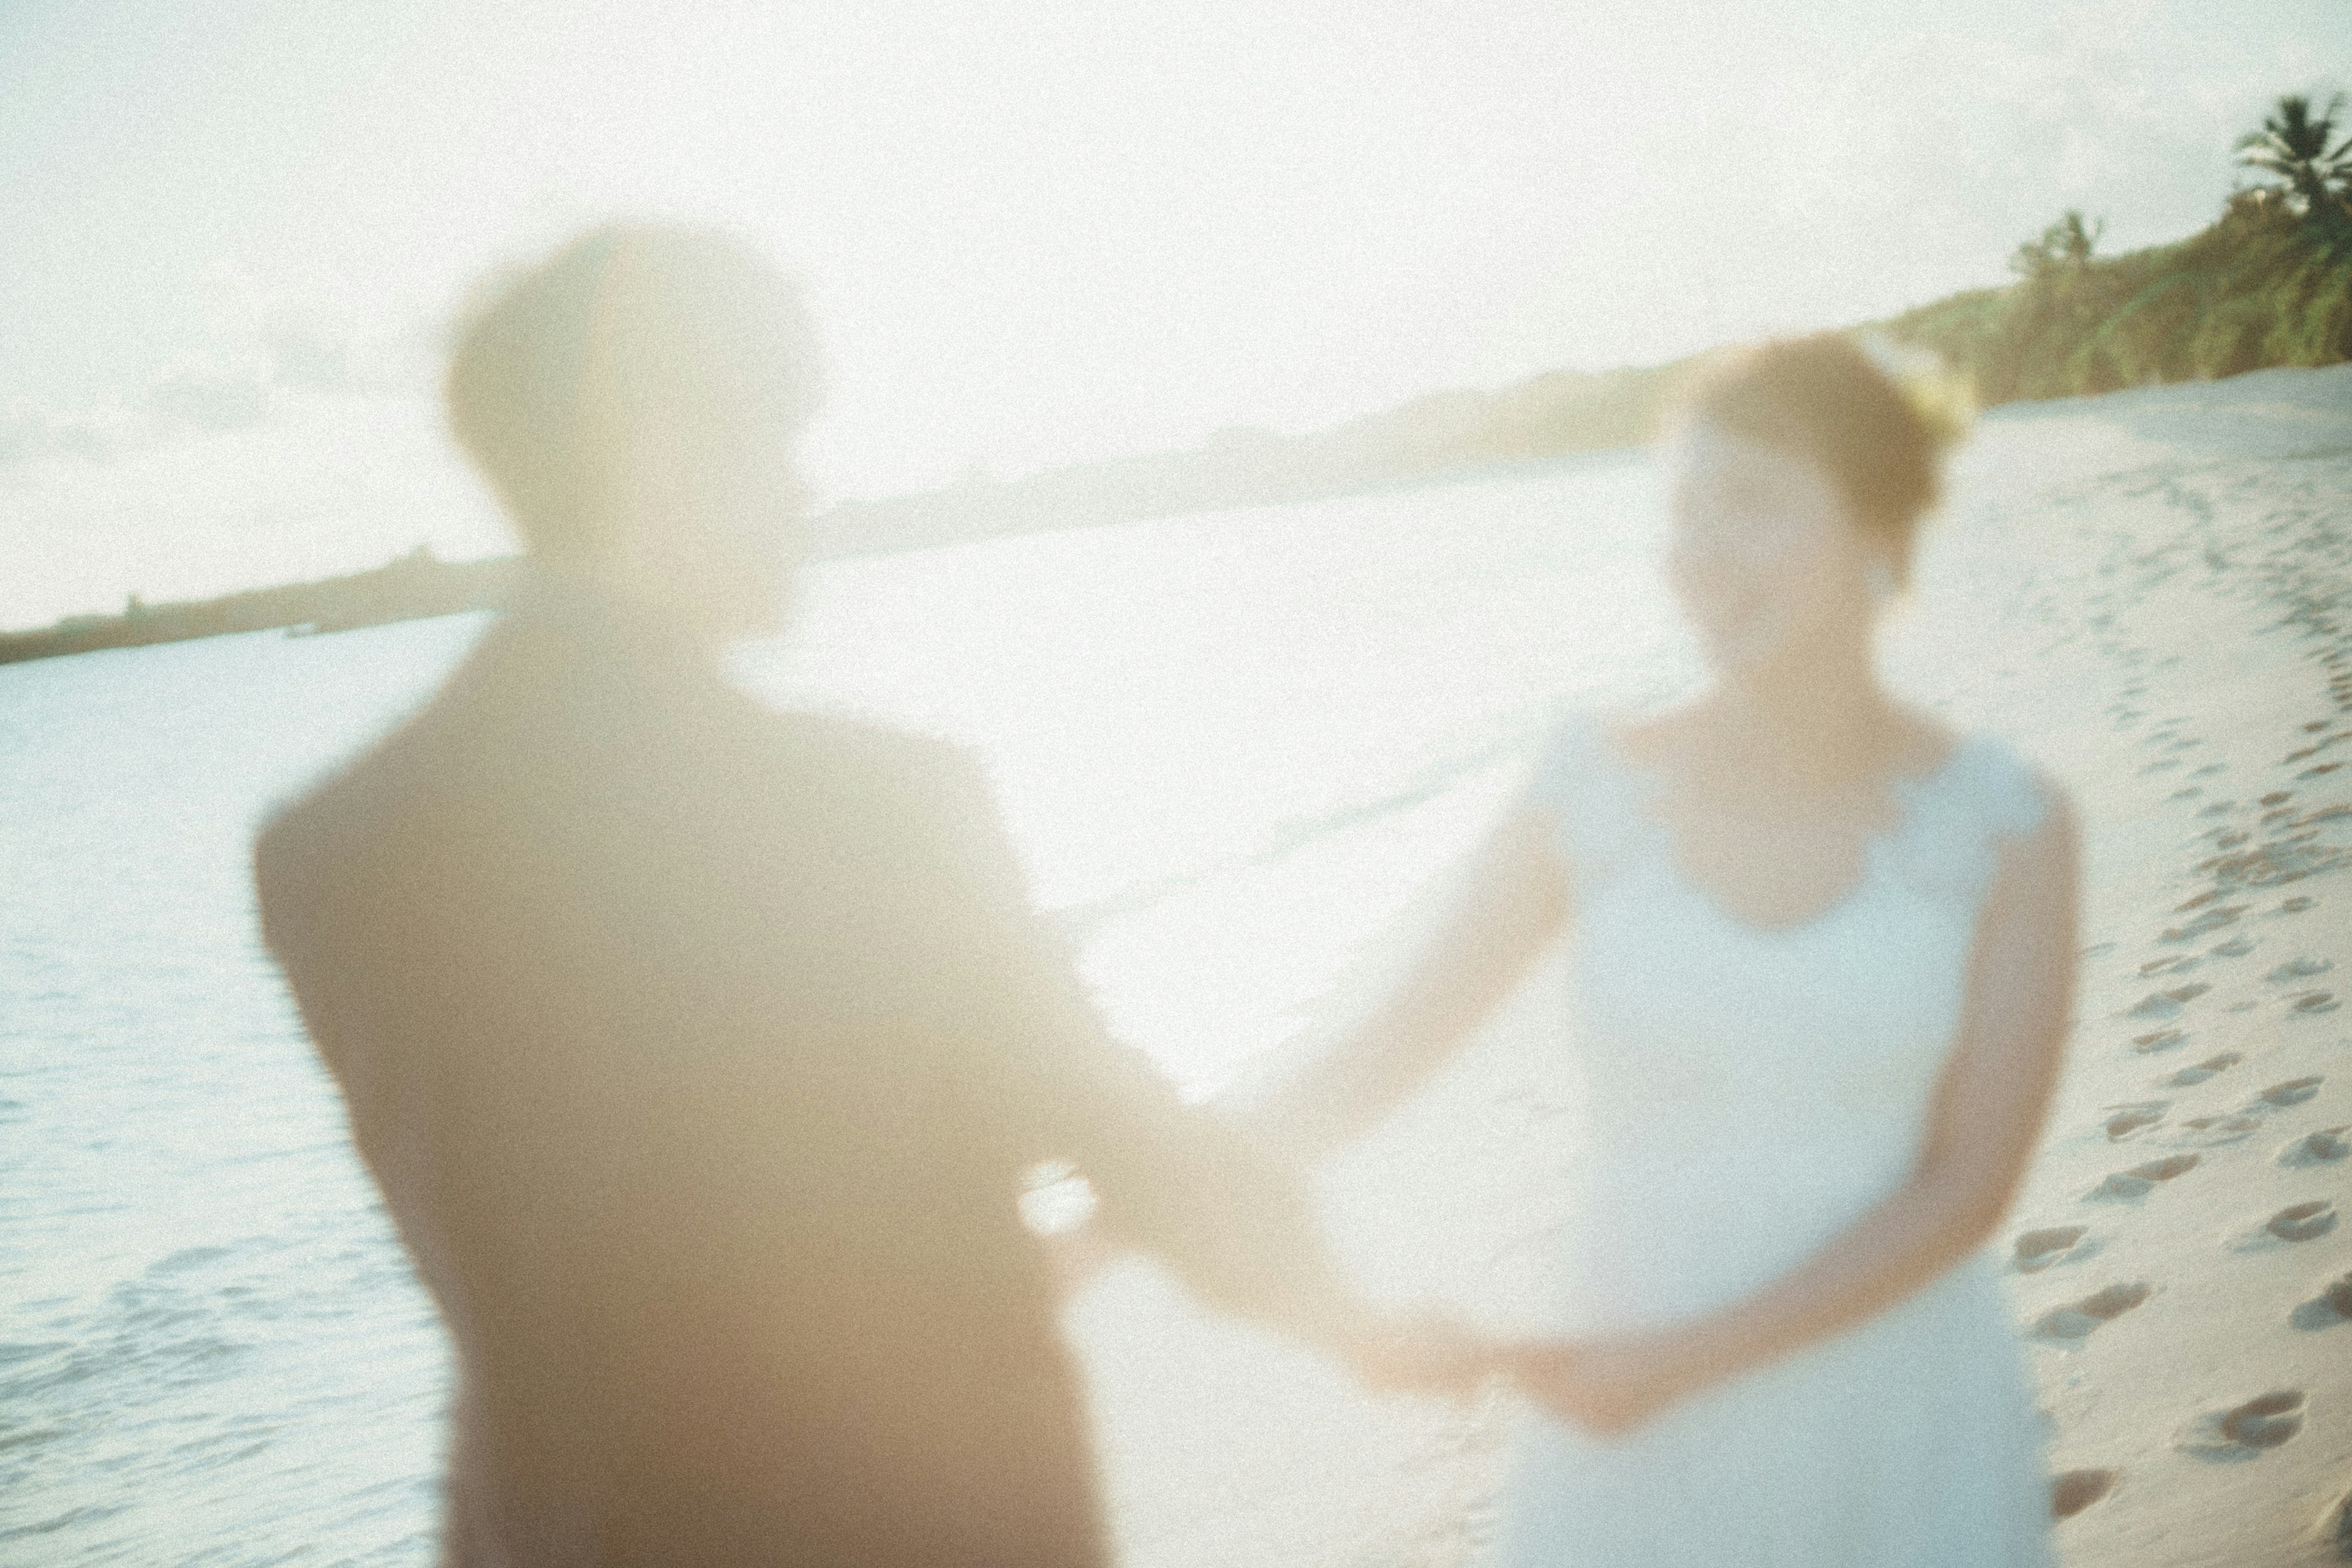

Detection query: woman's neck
(1702, 641), (1902, 791)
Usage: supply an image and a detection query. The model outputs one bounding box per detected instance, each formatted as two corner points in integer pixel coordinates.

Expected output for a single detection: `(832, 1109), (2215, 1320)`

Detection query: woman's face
(1664, 414), (1879, 678)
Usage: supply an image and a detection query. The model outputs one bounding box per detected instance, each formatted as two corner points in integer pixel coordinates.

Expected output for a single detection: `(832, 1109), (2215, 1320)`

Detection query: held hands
(1337, 1313), (1501, 1404)
(1335, 1316), (1691, 1437)
(1503, 1336), (1688, 1438)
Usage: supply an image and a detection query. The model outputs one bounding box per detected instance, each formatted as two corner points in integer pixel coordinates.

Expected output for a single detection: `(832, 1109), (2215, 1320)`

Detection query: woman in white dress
(1248, 334), (2079, 1564)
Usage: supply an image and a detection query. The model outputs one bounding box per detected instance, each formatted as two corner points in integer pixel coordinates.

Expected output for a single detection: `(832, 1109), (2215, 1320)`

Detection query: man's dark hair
(445, 224), (823, 558)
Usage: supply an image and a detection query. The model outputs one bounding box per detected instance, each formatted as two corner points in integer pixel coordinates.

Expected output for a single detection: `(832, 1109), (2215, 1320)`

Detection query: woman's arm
(1219, 801), (1572, 1158)
(908, 745), (1385, 1351)
(1519, 783), (2079, 1434)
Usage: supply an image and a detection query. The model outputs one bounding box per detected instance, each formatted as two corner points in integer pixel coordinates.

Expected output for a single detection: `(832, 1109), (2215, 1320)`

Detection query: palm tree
(2010, 210), (2103, 280)
(2235, 93), (2352, 218)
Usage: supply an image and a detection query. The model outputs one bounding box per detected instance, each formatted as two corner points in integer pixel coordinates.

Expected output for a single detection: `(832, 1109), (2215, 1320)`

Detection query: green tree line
(1886, 92), (2352, 402)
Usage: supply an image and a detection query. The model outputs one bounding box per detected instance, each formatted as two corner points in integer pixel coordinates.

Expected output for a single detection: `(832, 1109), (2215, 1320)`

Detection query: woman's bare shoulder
(1886, 703), (1967, 777)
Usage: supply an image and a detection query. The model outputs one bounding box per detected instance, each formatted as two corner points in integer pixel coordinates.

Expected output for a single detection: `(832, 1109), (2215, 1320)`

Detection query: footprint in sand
(2259, 1076), (2324, 1107)
(2126, 984), (2209, 1019)
(2290, 991), (2340, 1015)
(2288, 1272), (2352, 1331)
(2179, 1113), (2264, 1145)
(2132, 1028), (2187, 1054)
(2225, 1393), (2305, 1449)
(2162, 908), (2244, 944)
(2278, 1126), (2351, 1167)
(2167, 1054), (2242, 1087)
(2192, 763), (2227, 778)
(2178, 1392), (2307, 1459)
(2267, 1201), (2338, 1242)
(2261, 791), (2294, 807)
(2279, 895), (2315, 914)
(2211, 936), (2255, 958)
(2014, 1226), (2092, 1273)
(2138, 954), (2198, 977)
(2266, 956), (2333, 984)
(2034, 1283), (2152, 1341)
(2050, 1469), (2117, 1520)
(2092, 1154), (2198, 1199)
(2104, 1102), (2169, 1140)
(2107, 1104), (2173, 1142)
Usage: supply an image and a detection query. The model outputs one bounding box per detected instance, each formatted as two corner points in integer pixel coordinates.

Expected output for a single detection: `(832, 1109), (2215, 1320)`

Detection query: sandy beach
(1061, 364), (2352, 1568)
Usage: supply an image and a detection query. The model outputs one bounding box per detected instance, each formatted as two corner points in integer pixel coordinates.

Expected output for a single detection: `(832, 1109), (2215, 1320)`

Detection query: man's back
(257, 589), (1108, 1566)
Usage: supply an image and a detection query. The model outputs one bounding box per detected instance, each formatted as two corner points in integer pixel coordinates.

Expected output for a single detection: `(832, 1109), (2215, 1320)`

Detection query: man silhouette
(254, 225), (1372, 1567)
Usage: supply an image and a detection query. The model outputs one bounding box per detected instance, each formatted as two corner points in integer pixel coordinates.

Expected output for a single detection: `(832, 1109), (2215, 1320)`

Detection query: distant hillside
(823, 190), (2351, 557)
(0, 366), (1692, 666)
(12, 100), (2346, 667)
(0, 549), (522, 666)
(806, 361), (1685, 557)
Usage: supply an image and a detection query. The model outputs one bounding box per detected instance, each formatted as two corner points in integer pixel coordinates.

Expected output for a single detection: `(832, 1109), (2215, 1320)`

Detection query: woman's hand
(1506, 1336), (1690, 1437)
(1340, 1313), (1501, 1404)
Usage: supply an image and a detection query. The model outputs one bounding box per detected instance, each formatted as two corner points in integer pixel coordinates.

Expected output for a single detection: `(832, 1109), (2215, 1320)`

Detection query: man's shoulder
(760, 712), (1027, 908)
(252, 680), (473, 927)
(775, 706), (962, 768)
(252, 734), (409, 929)
(771, 710), (989, 817)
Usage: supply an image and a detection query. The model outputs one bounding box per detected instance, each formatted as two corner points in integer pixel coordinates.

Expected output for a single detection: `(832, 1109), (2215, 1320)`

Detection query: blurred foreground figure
(255, 225), (1368, 1567)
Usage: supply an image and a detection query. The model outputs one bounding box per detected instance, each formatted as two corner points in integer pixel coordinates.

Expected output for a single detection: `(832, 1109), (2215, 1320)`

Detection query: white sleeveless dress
(1495, 715), (2055, 1567)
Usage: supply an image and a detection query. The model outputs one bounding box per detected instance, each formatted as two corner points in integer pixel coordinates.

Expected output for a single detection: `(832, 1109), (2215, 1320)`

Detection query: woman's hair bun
(1852, 332), (1974, 451)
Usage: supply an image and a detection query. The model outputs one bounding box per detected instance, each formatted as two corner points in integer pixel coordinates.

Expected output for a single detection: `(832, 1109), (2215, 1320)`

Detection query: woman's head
(446, 224), (824, 640)
(1660, 333), (1963, 676)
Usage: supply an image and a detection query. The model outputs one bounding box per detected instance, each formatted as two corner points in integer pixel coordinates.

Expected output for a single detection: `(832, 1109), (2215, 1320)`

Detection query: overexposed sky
(1, 0), (2341, 627)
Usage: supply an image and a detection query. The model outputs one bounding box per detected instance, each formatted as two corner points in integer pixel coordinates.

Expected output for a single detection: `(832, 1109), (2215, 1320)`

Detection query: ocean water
(0, 451), (1692, 1565)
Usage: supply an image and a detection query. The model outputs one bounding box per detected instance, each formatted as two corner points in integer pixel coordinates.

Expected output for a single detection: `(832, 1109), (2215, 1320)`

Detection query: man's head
(447, 224), (824, 643)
